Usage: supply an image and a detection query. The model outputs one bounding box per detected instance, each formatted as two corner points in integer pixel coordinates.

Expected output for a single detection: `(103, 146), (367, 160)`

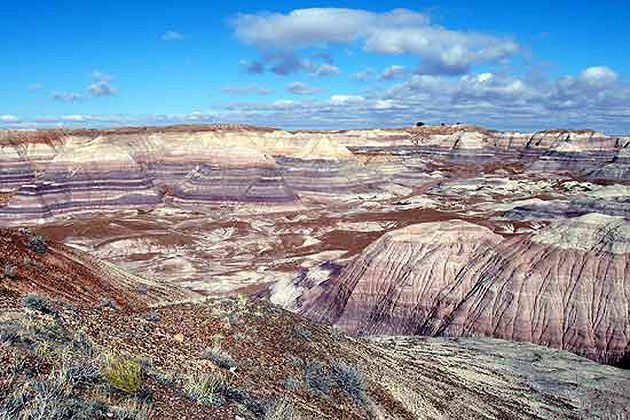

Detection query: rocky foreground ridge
(1, 230), (629, 419)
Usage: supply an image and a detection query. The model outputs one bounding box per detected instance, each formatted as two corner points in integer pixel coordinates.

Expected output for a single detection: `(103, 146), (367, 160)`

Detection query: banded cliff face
(1, 125), (629, 225)
(301, 214), (630, 367)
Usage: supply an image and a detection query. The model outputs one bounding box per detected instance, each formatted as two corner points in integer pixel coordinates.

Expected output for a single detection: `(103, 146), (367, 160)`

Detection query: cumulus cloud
(312, 63), (340, 76)
(34, 114), (132, 124)
(231, 8), (518, 75)
(89, 71), (117, 97)
(239, 52), (340, 77)
(380, 65), (408, 80)
(222, 84), (273, 95)
(287, 81), (319, 95)
(162, 30), (185, 41)
(579, 66), (618, 86)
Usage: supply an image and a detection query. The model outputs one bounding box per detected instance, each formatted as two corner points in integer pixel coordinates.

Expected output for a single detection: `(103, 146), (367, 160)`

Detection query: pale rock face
(531, 213), (630, 254)
(302, 214), (630, 366)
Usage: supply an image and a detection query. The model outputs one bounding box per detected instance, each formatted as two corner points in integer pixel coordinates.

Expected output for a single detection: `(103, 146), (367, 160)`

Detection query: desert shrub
(331, 362), (367, 405)
(283, 375), (301, 392)
(289, 356), (304, 367)
(305, 362), (331, 397)
(101, 298), (118, 310)
(236, 293), (248, 311)
(292, 325), (312, 342)
(21, 293), (56, 315)
(71, 329), (98, 357)
(61, 358), (102, 388)
(3, 263), (18, 280)
(329, 326), (343, 342)
(183, 372), (224, 405)
(0, 370), (73, 419)
(144, 312), (159, 322)
(154, 370), (180, 387)
(265, 399), (301, 420)
(27, 235), (48, 255)
(222, 387), (268, 417)
(202, 347), (236, 369)
(0, 321), (24, 345)
(0, 385), (30, 419)
(102, 355), (143, 393)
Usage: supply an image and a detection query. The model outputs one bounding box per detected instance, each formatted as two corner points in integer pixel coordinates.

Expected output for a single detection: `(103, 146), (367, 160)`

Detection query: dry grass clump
(265, 399), (302, 420)
(202, 347), (237, 369)
(183, 372), (225, 405)
(3, 263), (18, 280)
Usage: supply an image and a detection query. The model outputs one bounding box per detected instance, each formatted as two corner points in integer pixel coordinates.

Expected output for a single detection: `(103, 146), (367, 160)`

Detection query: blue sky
(1, 0), (629, 132)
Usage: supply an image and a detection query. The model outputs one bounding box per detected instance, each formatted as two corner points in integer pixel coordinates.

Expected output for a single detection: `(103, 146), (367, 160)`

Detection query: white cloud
(287, 81), (319, 95)
(330, 95), (364, 104)
(51, 91), (83, 103)
(18, 66), (630, 132)
(232, 8), (518, 75)
(374, 99), (396, 109)
(162, 30), (185, 41)
(89, 71), (117, 97)
(273, 99), (296, 108)
(238, 53), (340, 77)
(312, 63), (340, 76)
(222, 84), (273, 95)
(351, 68), (375, 81)
(0, 115), (19, 123)
(579, 66), (618, 85)
(380, 65), (407, 80)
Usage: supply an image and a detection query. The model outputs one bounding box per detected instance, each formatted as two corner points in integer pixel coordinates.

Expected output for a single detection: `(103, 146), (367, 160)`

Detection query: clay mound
(301, 214), (630, 367)
(0, 229), (183, 309)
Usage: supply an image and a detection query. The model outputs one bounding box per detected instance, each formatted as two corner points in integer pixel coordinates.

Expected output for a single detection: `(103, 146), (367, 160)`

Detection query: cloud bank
(232, 8), (519, 75)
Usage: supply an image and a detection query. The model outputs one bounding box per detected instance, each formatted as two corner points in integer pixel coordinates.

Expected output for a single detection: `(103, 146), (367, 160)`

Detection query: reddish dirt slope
(0, 229), (181, 310)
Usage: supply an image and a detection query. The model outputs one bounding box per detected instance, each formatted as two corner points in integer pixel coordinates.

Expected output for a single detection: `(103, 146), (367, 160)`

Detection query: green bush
(21, 294), (56, 315)
(103, 355), (143, 393)
(27, 235), (48, 255)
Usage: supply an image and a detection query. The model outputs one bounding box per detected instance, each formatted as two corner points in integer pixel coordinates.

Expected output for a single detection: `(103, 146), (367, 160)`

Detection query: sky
(1, 0), (629, 132)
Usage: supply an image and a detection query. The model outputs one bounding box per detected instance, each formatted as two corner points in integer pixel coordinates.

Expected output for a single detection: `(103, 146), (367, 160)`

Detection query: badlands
(1, 123), (629, 418)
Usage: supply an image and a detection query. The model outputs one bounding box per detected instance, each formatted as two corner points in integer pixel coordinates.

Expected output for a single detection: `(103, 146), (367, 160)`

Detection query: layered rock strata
(301, 214), (630, 367)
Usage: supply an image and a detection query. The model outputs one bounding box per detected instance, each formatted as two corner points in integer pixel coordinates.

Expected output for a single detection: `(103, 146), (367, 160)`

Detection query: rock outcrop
(301, 214), (630, 367)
